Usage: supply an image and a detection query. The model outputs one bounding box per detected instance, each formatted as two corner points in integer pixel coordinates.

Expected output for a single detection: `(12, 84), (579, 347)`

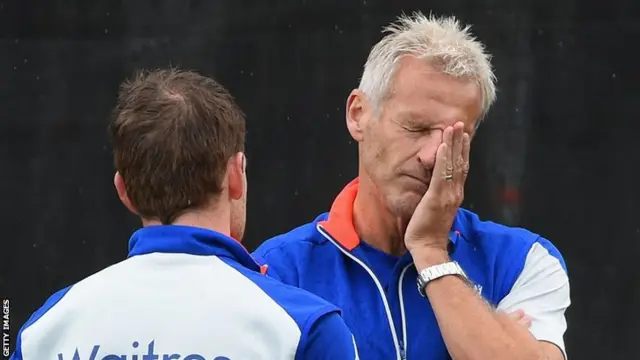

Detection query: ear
(227, 152), (246, 201)
(345, 89), (370, 142)
(114, 172), (138, 215)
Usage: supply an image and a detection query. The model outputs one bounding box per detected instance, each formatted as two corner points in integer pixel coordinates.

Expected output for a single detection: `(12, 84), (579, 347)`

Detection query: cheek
(368, 139), (409, 179)
(386, 136), (420, 167)
(368, 124), (395, 157)
(366, 129), (392, 164)
(363, 124), (413, 178)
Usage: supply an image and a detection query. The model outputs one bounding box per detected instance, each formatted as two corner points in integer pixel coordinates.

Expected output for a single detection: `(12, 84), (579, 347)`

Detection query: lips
(404, 176), (429, 195)
(406, 174), (430, 185)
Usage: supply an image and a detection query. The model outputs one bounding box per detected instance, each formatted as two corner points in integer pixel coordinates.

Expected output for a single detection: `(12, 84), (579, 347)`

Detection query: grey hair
(358, 12), (497, 121)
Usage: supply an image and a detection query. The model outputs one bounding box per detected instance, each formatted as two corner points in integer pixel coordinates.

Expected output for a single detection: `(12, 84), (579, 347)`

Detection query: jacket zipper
(318, 224), (406, 360)
(398, 264), (412, 360)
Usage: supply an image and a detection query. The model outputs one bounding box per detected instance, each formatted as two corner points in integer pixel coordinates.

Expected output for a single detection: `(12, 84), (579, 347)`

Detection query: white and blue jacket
(253, 178), (571, 360)
(11, 225), (359, 360)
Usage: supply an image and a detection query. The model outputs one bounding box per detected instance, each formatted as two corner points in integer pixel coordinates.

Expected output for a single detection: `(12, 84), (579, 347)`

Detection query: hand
(496, 310), (539, 346)
(506, 309), (533, 329)
(405, 122), (470, 254)
(500, 310), (562, 359)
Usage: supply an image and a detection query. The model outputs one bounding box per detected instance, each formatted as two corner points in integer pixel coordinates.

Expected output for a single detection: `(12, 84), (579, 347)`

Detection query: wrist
(410, 246), (451, 272)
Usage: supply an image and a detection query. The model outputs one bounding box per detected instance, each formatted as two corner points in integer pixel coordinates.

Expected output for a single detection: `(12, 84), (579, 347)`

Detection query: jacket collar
(128, 225), (266, 274)
(318, 178), (466, 251)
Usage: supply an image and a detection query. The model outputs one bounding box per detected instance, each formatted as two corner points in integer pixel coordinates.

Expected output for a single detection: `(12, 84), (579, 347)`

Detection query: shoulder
(11, 285), (73, 359)
(455, 208), (568, 301)
(456, 208), (565, 266)
(253, 213), (330, 258)
(11, 257), (135, 359)
(457, 208), (539, 246)
(252, 213), (336, 282)
(221, 258), (342, 343)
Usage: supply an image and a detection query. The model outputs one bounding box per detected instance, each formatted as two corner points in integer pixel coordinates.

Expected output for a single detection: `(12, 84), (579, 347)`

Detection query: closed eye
(404, 126), (431, 134)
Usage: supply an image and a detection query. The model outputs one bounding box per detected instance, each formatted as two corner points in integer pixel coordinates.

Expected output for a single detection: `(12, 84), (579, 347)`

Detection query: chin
(386, 191), (421, 220)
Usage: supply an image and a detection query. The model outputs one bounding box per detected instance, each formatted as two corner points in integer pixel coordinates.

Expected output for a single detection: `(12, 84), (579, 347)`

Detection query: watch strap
(416, 261), (467, 297)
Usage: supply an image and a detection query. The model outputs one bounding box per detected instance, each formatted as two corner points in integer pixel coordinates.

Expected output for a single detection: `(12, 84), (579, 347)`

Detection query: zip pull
(399, 339), (407, 360)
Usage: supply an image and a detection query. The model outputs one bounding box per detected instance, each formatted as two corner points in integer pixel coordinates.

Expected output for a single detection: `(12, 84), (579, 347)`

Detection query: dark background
(1, 0), (638, 358)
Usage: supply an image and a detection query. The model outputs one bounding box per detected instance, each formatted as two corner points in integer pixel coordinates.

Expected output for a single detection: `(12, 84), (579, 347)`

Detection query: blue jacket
(12, 225), (359, 360)
(253, 179), (571, 360)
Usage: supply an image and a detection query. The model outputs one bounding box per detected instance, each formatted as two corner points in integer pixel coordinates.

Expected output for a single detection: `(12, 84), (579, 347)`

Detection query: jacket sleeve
(496, 240), (570, 359)
(296, 311), (359, 360)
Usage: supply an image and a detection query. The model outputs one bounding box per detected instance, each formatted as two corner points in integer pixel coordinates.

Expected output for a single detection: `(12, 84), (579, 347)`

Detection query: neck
(142, 204), (232, 238)
(353, 175), (407, 257)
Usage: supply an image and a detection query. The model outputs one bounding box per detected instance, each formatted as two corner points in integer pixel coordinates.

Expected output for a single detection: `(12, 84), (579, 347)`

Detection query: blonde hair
(358, 12), (497, 120)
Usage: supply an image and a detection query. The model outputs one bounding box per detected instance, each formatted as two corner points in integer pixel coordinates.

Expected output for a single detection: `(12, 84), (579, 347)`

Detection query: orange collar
(318, 178), (362, 250)
(318, 178), (462, 251)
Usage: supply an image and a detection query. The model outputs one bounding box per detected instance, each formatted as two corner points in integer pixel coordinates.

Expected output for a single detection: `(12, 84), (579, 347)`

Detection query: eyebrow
(398, 112), (431, 126)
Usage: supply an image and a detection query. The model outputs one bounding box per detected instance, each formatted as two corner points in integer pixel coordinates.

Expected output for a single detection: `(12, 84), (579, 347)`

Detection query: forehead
(385, 56), (483, 131)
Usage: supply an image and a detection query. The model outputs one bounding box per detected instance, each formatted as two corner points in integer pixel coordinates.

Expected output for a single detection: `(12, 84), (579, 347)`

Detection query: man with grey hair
(254, 12), (570, 360)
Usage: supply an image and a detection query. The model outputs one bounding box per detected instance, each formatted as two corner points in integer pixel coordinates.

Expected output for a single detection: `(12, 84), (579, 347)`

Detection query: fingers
(442, 126), (454, 190)
(496, 311), (539, 350)
(429, 141), (449, 194)
(507, 309), (532, 328)
(428, 122), (469, 202)
(507, 309), (526, 322)
(461, 132), (470, 182)
(452, 122), (464, 184)
(519, 314), (533, 328)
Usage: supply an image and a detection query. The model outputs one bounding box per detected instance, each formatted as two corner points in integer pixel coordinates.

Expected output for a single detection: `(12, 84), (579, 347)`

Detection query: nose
(416, 134), (441, 169)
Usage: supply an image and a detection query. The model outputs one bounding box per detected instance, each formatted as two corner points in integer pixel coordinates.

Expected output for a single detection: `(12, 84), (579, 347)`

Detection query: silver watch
(416, 261), (467, 297)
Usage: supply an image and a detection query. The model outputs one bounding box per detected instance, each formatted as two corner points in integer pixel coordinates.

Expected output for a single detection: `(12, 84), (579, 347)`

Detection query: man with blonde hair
(254, 13), (570, 360)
